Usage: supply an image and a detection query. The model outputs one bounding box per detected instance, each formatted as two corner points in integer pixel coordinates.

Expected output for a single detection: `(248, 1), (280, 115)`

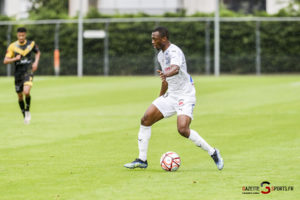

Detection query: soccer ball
(160, 151), (181, 171)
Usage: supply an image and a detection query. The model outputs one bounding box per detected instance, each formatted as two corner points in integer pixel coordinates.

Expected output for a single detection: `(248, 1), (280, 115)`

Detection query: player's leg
(124, 95), (175, 169)
(177, 114), (224, 170)
(124, 104), (164, 169)
(177, 115), (214, 154)
(176, 95), (224, 170)
(23, 85), (31, 111)
(139, 104), (164, 159)
(23, 74), (33, 111)
(15, 78), (25, 118)
(17, 92), (25, 118)
(141, 103), (164, 126)
(23, 85), (32, 124)
(23, 74), (33, 124)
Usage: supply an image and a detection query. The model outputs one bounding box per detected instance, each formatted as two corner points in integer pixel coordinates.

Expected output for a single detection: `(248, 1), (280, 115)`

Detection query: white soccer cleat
(24, 111), (31, 124)
(124, 158), (148, 169)
(211, 148), (224, 170)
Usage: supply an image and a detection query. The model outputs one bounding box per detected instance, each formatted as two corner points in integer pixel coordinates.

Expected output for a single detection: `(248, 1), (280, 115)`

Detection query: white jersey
(157, 44), (195, 96)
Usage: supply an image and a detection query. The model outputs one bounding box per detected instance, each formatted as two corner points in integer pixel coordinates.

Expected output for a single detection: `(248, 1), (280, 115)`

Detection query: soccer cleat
(211, 148), (224, 170)
(124, 158), (148, 169)
(24, 111), (31, 124)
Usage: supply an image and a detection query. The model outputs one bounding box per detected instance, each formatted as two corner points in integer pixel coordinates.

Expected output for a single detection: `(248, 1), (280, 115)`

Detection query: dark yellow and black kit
(5, 40), (39, 93)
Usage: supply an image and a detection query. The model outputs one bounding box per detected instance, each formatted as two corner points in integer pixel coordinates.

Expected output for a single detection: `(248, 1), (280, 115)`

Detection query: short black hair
(153, 27), (169, 39)
(17, 27), (27, 33)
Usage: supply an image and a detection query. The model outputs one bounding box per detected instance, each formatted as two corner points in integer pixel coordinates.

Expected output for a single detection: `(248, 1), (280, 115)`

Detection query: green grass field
(0, 75), (299, 200)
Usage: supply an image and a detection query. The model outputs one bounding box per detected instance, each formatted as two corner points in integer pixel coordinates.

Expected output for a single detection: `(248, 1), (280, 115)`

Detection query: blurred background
(0, 0), (299, 76)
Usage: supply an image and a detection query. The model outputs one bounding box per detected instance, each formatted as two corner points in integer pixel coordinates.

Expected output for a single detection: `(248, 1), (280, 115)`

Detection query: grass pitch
(0, 75), (299, 200)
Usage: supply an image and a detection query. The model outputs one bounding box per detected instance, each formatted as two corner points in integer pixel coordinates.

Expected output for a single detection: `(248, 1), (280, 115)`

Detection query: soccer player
(124, 27), (224, 170)
(3, 27), (41, 124)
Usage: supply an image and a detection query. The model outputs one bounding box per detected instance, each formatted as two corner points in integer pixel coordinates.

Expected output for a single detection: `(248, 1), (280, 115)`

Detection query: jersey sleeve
(169, 49), (181, 67)
(32, 43), (39, 53)
(5, 44), (14, 58)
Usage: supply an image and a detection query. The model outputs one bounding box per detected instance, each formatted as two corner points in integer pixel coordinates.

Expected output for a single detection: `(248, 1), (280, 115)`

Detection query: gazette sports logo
(242, 181), (294, 194)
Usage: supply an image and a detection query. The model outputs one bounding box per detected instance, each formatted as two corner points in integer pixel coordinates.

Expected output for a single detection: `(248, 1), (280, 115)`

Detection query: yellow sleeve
(5, 43), (15, 58)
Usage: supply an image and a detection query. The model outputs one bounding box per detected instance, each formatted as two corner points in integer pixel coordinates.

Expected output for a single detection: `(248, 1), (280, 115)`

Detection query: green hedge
(0, 16), (299, 75)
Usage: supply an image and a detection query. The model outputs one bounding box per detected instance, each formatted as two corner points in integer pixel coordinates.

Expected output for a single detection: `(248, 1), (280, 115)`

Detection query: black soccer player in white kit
(124, 27), (224, 170)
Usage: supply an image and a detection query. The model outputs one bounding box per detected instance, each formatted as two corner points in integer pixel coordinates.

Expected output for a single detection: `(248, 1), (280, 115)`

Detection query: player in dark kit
(3, 27), (41, 124)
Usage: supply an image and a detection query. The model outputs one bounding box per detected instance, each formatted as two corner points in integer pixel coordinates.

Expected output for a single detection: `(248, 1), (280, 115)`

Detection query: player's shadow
(124, 168), (202, 173)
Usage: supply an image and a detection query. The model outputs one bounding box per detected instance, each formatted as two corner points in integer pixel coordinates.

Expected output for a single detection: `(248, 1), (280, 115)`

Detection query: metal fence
(0, 17), (299, 76)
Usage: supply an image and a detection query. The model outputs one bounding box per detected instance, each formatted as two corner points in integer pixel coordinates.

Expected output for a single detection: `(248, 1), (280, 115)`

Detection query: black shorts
(14, 71), (34, 93)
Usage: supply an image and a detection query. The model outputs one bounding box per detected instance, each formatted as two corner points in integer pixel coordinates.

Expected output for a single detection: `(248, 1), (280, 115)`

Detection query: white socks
(138, 127), (214, 160)
(188, 129), (215, 155)
(138, 125), (151, 161)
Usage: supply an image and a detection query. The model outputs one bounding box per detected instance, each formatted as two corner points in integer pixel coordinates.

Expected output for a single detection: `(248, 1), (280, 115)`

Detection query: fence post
(104, 21), (109, 76)
(77, 0), (83, 77)
(214, 0), (220, 77)
(256, 20), (261, 75)
(205, 20), (211, 75)
(6, 24), (12, 77)
(54, 23), (60, 76)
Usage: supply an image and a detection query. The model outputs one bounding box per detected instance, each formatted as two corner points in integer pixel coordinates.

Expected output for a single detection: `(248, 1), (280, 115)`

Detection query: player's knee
(17, 94), (23, 100)
(141, 115), (151, 126)
(177, 127), (189, 138)
(141, 115), (148, 126)
(23, 90), (30, 96)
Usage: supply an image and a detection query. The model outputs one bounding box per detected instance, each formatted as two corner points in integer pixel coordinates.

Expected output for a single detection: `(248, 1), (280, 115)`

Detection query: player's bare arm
(160, 65), (179, 78)
(157, 70), (168, 96)
(32, 50), (41, 72)
(3, 54), (21, 64)
(157, 65), (179, 96)
(166, 65), (180, 77)
(159, 79), (168, 96)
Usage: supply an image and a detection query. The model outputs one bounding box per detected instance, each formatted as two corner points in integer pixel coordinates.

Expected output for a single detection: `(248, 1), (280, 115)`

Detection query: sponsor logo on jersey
(19, 58), (31, 64)
(165, 66), (171, 72)
(178, 99), (184, 106)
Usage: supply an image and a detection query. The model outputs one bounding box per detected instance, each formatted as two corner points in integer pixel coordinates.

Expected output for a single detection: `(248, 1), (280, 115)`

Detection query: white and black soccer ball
(160, 151), (181, 172)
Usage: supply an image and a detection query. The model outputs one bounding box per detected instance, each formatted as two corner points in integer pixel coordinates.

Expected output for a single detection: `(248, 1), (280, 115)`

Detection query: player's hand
(32, 62), (38, 72)
(15, 54), (21, 61)
(157, 70), (166, 81)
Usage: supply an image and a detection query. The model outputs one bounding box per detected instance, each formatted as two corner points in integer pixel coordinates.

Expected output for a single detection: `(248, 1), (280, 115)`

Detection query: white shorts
(152, 92), (196, 119)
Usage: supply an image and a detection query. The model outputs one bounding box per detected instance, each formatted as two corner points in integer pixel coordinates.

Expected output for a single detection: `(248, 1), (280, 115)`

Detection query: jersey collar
(17, 40), (27, 45)
(162, 43), (172, 53)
